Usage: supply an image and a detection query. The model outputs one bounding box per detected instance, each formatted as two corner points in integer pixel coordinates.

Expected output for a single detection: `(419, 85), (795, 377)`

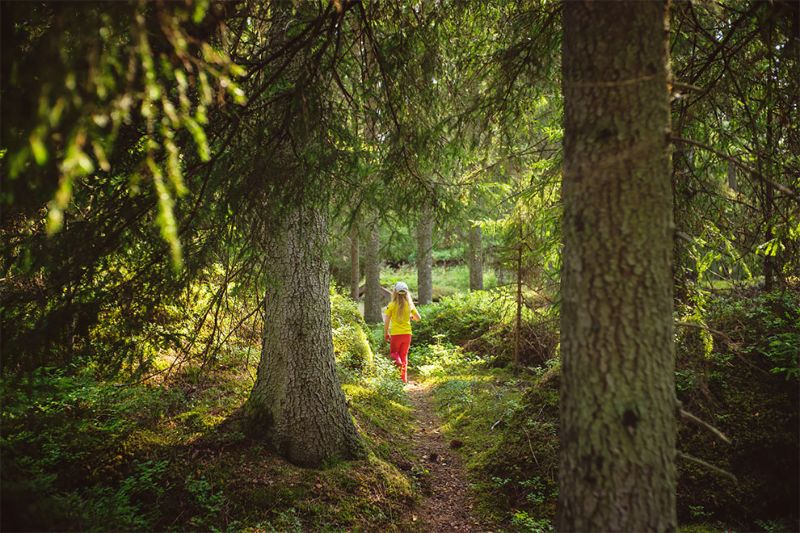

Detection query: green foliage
(510, 511), (553, 533)
(675, 289), (799, 528)
(380, 264), (499, 300)
(706, 290), (800, 380)
(411, 290), (559, 366)
(3, 3), (246, 265)
(184, 473), (225, 529)
(0, 369), (179, 530)
(1, 322), (419, 532)
(331, 289), (375, 376)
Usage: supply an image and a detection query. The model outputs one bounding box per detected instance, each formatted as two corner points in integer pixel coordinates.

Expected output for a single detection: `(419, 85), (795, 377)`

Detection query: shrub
(412, 290), (558, 366)
(0, 368), (177, 531)
(330, 289), (374, 376)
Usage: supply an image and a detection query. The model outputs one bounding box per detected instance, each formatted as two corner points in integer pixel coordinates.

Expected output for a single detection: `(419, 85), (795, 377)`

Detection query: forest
(1, 1), (798, 532)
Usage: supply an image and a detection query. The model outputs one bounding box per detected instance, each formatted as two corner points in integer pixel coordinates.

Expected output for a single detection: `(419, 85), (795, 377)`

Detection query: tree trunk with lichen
(364, 219), (383, 323)
(416, 205), (433, 305)
(558, 1), (677, 530)
(243, 0), (362, 468)
(244, 207), (363, 467)
(468, 224), (483, 291)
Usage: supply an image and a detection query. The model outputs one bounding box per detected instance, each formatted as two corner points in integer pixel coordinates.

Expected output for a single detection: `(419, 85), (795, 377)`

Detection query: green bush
(412, 290), (558, 366)
(331, 289), (375, 376)
(0, 369), (178, 530)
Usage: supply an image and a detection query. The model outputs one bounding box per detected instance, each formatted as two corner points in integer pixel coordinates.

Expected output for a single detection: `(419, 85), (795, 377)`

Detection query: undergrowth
(1, 289), (419, 532)
(416, 287), (798, 532)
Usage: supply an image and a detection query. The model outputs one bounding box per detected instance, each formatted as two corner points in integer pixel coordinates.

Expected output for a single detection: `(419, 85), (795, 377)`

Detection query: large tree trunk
(416, 205), (433, 305)
(364, 220), (383, 323)
(468, 224), (484, 291)
(558, 1), (677, 531)
(350, 223), (360, 300)
(242, 2), (363, 465)
(244, 206), (362, 467)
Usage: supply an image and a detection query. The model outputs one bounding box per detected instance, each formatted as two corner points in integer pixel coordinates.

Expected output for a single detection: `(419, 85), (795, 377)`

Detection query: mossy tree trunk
(468, 224), (483, 291)
(245, 207), (363, 467)
(416, 205), (433, 305)
(364, 219), (383, 323)
(558, 1), (677, 530)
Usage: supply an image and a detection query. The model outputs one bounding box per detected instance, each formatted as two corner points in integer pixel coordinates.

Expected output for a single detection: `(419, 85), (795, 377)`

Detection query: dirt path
(406, 380), (491, 533)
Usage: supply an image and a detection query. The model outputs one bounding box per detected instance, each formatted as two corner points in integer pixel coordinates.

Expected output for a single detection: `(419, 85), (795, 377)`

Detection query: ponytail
(393, 290), (409, 313)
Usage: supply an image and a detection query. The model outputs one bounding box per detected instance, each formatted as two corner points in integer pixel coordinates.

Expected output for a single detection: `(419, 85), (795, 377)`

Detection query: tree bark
(244, 206), (363, 467)
(558, 1), (677, 531)
(416, 205), (433, 305)
(350, 223), (360, 300)
(468, 224), (484, 291)
(243, 0), (362, 468)
(364, 219), (383, 323)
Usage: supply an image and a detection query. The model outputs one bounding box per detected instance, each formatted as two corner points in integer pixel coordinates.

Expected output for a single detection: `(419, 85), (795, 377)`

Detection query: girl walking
(384, 281), (421, 383)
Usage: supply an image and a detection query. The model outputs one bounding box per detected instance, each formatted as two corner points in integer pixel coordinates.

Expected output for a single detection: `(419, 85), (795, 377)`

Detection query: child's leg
(398, 335), (412, 383)
(389, 335), (403, 366)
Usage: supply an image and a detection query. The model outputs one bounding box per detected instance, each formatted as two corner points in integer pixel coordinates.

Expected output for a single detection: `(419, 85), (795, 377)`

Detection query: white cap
(394, 281), (409, 293)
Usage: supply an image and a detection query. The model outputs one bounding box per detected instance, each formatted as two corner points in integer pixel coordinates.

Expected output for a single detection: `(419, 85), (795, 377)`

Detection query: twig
(679, 408), (731, 445)
(677, 451), (738, 484)
(672, 136), (800, 202)
(675, 320), (734, 345)
(521, 426), (540, 468)
(672, 80), (703, 92)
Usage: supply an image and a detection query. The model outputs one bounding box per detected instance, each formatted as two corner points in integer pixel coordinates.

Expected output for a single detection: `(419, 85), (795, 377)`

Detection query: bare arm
(411, 308), (421, 321)
(384, 314), (391, 338)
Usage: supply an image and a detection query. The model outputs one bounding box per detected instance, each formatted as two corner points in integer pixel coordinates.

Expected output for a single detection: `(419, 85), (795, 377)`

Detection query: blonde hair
(392, 289), (410, 313)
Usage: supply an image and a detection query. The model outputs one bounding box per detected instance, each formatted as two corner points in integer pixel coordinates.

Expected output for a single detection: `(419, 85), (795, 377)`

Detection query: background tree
(364, 219), (383, 323)
(468, 224), (484, 291)
(416, 204), (434, 304)
(350, 223), (360, 300)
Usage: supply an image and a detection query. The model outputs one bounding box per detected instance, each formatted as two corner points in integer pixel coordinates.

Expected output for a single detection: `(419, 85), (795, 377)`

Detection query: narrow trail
(406, 380), (491, 533)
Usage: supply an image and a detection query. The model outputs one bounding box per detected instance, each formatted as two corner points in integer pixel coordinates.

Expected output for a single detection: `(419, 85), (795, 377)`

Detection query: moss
(331, 289), (376, 375)
(424, 361), (560, 529)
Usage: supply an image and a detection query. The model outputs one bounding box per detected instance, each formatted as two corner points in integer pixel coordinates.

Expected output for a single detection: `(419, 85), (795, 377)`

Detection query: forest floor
(406, 379), (491, 533)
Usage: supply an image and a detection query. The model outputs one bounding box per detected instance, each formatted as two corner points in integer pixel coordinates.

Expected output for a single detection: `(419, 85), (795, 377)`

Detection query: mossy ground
(1, 294), (422, 532)
(3, 287), (796, 532)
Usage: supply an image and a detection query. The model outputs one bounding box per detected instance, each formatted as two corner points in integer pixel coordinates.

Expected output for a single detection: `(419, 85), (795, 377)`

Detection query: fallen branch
(679, 408), (732, 445)
(675, 320), (735, 345)
(677, 451), (738, 484)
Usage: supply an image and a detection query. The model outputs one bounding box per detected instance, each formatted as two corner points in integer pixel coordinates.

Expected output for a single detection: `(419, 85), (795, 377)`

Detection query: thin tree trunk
(558, 1), (677, 531)
(416, 205), (433, 305)
(245, 206), (363, 467)
(514, 237), (522, 370)
(364, 219), (383, 323)
(468, 224), (484, 291)
(763, 18), (776, 291)
(350, 223), (360, 300)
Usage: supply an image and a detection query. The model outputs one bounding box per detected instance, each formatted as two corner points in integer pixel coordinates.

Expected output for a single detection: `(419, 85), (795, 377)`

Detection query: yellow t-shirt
(386, 299), (417, 335)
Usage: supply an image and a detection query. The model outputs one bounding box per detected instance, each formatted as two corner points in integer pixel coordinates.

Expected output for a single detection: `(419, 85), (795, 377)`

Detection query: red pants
(389, 334), (412, 383)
